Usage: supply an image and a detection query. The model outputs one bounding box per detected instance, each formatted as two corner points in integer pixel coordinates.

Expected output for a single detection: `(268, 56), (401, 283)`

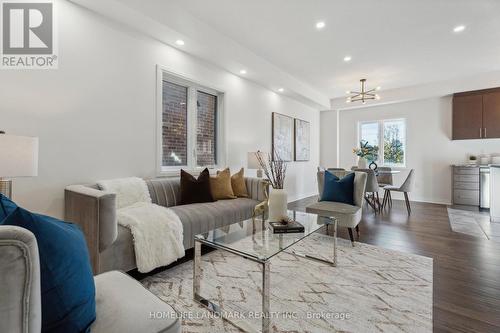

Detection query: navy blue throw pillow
(0, 195), (96, 333)
(0, 193), (17, 220)
(320, 171), (355, 205)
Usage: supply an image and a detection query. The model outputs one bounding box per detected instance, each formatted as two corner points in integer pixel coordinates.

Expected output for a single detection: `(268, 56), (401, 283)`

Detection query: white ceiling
(173, 0), (500, 97)
(75, 0), (500, 108)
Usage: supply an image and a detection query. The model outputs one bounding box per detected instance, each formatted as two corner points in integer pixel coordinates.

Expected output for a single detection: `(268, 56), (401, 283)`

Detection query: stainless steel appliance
(480, 167), (490, 209)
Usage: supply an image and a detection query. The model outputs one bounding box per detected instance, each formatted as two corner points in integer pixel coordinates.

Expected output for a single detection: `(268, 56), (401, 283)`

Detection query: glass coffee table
(193, 210), (337, 333)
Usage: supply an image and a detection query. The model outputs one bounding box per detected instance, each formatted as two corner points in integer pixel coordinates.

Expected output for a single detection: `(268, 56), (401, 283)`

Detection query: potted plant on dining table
(353, 140), (379, 169)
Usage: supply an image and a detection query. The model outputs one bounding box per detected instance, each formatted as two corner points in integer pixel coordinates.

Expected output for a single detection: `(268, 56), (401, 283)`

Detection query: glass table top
(194, 210), (336, 262)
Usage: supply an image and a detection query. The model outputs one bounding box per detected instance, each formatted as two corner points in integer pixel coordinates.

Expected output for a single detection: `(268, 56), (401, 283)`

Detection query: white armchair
(306, 171), (367, 245)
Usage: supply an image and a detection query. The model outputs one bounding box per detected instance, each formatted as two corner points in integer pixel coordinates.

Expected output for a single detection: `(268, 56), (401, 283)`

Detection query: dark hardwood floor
(289, 196), (500, 333)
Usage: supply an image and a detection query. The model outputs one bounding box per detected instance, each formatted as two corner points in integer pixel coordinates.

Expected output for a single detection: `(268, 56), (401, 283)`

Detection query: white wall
(0, 0), (320, 218)
(320, 110), (338, 168)
(326, 96), (500, 204)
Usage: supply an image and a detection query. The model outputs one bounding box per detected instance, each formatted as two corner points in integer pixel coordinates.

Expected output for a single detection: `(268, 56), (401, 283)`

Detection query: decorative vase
(369, 160), (378, 171)
(268, 188), (288, 222)
(357, 157), (367, 169)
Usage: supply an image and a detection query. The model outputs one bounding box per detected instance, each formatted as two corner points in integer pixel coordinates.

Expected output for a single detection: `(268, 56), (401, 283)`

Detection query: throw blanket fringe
(117, 202), (184, 273)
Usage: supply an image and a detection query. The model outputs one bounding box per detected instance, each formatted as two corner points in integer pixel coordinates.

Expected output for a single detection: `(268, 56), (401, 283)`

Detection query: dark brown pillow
(180, 168), (215, 205)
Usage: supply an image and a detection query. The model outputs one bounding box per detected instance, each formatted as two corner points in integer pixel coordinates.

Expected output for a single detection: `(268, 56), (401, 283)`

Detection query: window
(162, 81), (188, 166)
(359, 121), (379, 149)
(158, 69), (223, 173)
(358, 119), (406, 167)
(196, 91), (217, 166)
(383, 119), (406, 167)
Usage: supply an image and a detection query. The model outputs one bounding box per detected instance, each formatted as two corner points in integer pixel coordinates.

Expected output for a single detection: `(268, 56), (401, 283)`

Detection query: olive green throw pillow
(231, 168), (248, 198)
(210, 168), (237, 200)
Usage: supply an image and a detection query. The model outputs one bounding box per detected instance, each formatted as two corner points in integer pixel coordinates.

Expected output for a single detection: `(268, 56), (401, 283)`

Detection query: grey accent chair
(382, 169), (415, 214)
(353, 168), (380, 213)
(327, 167), (345, 172)
(0, 226), (181, 333)
(306, 171), (367, 245)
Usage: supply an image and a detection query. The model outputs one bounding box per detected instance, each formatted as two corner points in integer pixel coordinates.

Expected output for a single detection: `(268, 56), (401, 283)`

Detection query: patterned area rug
(447, 208), (500, 242)
(141, 234), (432, 333)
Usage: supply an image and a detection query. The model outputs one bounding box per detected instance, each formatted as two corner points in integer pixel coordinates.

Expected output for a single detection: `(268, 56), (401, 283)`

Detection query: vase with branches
(353, 140), (379, 168)
(255, 150), (287, 189)
(254, 150), (289, 222)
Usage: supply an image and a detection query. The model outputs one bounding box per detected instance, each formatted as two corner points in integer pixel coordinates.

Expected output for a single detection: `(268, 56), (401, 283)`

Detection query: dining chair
(353, 168), (381, 213)
(377, 167), (393, 206)
(377, 167), (393, 186)
(382, 169), (415, 214)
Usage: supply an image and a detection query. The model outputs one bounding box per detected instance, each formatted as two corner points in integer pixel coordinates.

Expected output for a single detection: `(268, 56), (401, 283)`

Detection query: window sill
(157, 166), (220, 178)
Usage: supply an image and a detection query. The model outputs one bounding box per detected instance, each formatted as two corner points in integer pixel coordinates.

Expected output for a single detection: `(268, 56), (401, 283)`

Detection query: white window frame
(358, 118), (407, 168)
(156, 65), (226, 176)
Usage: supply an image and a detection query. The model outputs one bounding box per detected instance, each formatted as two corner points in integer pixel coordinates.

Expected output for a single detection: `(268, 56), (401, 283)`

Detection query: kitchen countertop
(452, 164), (494, 168)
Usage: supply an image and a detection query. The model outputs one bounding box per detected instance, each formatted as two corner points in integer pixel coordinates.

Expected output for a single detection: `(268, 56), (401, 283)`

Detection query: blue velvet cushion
(0, 195), (96, 333)
(320, 171), (355, 205)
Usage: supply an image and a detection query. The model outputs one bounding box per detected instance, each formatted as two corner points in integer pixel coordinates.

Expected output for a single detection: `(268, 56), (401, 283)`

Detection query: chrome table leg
(332, 219), (337, 267)
(193, 239), (201, 297)
(262, 260), (270, 333)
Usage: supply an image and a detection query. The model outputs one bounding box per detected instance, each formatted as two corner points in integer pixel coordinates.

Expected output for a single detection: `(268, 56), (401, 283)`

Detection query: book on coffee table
(269, 220), (305, 234)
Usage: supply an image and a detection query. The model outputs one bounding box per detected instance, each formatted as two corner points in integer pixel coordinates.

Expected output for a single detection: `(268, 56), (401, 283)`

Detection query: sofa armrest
(65, 185), (117, 274)
(0, 226), (41, 333)
(244, 177), (269, 202)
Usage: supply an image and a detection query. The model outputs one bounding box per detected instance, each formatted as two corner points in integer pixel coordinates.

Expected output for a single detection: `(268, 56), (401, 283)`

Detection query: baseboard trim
(288, 192), (317, 204)
(382, 195), (451, 206)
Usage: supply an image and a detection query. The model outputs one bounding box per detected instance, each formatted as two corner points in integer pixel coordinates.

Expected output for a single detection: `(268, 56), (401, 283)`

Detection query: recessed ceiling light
(343, 56), (352, 62)
(239, 69), (247, 74)
(278, 88), (284, 93)
(316, 21), (325, 30)
(376, 86), (381, 91)
(175, 39), (185, 46)
(345, 90), (351, 94)
(453, 25), (466, 33)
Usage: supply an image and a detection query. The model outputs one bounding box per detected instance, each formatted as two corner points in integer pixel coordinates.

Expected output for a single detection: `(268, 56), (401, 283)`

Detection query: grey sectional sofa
(65, 177), (267, 274)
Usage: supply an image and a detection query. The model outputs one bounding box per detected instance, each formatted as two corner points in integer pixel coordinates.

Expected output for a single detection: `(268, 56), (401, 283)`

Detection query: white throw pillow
(97, 177), (152, 209)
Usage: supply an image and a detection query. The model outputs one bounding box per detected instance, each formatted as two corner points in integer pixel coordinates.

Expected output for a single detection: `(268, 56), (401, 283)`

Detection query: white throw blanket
(117, 202), (184, 273)
(97, 177), (184, 273)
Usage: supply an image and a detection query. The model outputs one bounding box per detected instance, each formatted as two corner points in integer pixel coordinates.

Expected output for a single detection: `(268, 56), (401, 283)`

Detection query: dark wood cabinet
(452, 94), (483, 140)
(452, 87), (500, 140)
(483, 91), (500, 139)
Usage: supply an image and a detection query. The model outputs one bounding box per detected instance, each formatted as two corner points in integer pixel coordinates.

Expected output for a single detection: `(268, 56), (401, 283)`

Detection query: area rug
(447, 208), (500, 242)
(141, 233), (432, 332)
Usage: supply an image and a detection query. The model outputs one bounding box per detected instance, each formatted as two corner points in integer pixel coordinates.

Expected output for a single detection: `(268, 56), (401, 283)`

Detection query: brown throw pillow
(180, 168), (215, 205)
(231, 168), (248, 198)
(210, 168), (237, 200)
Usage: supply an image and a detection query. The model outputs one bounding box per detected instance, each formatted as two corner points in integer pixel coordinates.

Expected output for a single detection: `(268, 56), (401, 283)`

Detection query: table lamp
(247, 151), (266, 178)
(0, 132), (39, 199)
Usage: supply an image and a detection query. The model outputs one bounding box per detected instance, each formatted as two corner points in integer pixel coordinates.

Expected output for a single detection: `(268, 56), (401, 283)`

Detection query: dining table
(376, 169), (401, 175)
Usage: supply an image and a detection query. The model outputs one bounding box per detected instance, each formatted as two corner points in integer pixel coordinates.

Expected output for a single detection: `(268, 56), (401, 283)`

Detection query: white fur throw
(97, 177), (151, 209)
(117, 202), (184, 273)
(97, 177), (184, 272)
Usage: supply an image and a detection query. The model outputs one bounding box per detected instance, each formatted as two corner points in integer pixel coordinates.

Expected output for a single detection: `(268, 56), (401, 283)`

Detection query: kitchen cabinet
(483, 91), (500, 138)
(452, 94), (483, 139)
(452, 166), (479, 206)
(452, 88), (500, 140)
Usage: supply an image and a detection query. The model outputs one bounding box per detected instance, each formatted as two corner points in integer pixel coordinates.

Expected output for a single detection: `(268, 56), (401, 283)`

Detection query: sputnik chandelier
(346, 79), (381, 104)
